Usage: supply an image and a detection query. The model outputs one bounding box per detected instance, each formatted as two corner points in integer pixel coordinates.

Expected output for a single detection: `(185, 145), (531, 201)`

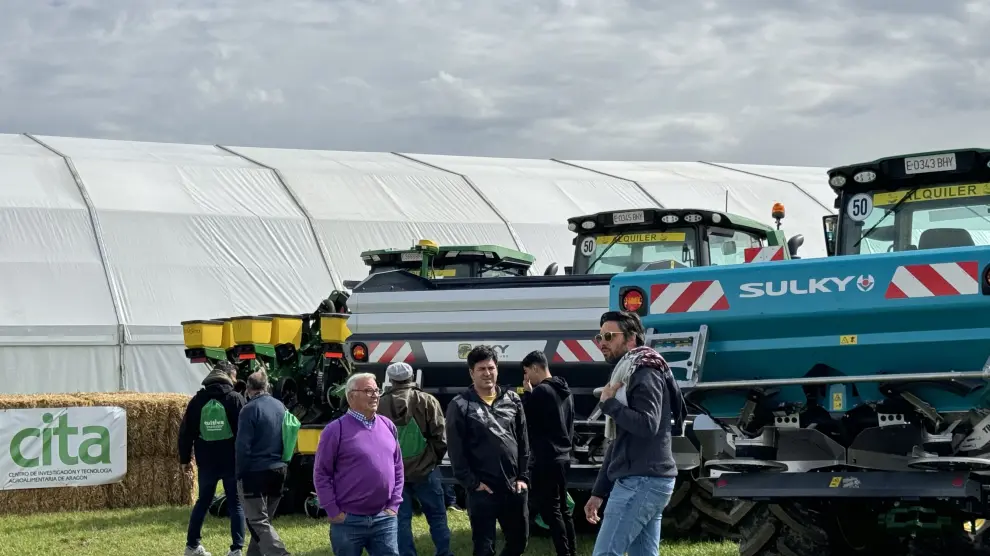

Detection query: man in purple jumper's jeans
(313, 372), (404, 556)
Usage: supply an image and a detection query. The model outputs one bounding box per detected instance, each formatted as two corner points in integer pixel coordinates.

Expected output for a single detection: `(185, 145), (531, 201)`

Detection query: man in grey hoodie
(584, 311), (686, 556)
(235, 370), (291, 556)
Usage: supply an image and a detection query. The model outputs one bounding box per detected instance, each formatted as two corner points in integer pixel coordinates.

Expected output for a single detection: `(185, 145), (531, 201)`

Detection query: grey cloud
(0, 0), (987, 168)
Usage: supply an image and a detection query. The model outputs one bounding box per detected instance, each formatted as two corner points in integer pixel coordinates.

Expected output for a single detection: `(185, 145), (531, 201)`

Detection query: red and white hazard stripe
(367, 341), (415, 363)
(650, 281), (730, 313)
(553, 339), (605, 363)
(884, 261), (979, 299)
(744, 246), (784, 263)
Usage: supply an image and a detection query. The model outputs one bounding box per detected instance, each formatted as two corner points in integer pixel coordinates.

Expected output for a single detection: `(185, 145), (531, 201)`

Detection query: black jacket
(178, 378), (246, 473)
(445, 386), (531, 494)
(522, 376), (574, 466)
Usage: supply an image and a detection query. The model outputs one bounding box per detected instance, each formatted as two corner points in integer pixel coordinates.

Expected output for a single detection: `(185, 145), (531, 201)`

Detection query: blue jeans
(444, 484), (456, 507)
(187, 466), (245, 552)
(398, 469), (453, 556)
(331, 511), (400, 556)
(592, 475), (676, 556)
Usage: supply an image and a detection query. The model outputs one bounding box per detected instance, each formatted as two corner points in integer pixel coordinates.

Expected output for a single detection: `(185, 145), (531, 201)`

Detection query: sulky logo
(457, 343), (509, 359)
(856, 275), (875, 292)
(739, 276), (856, 298)
(738, 275), (878, 298)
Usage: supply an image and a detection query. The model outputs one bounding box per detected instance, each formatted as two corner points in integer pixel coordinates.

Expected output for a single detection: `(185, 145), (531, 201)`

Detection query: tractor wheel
(736, 502), (831, 556)
(662, 473), (758, 542)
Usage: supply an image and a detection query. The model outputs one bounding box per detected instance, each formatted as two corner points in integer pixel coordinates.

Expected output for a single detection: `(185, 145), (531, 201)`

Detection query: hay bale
(76, 392), (191, 459)
(0, 483), (111, 515)
(0, 394), (94, 410)
(104, 457), (197, 509)
(0, 392), (197, 515)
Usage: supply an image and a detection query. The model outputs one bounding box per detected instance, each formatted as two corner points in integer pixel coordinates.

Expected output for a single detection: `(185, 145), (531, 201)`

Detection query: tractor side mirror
(822, 215), (837, 256)
(787, 234), (805, 258)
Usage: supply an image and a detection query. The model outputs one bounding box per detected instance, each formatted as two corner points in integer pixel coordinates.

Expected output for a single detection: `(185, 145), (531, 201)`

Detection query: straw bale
(0, 394), (95, 410)
(0, 483), (111, 516)
(75, 392), (191, 459)
(104, 456), (197, 509)
(0, 457), (195, 515)
(0, 392), (198, 515)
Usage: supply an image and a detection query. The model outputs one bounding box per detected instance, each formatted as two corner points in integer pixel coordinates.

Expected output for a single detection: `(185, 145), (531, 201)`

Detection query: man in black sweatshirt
(521, 350), (576, 556)
(178, 360), (247, 556)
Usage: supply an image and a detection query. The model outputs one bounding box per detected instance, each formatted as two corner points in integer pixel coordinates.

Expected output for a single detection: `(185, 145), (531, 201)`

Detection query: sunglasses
(594, 331), (622, 344)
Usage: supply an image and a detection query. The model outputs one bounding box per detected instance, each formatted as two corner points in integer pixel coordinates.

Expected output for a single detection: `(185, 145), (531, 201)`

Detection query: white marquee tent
(0, 133), (833, 395)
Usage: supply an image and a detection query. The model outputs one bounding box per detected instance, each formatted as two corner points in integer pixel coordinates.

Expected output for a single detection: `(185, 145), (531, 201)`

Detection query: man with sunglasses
(445, 344), (531, 556)
(584, 311), (687, 556)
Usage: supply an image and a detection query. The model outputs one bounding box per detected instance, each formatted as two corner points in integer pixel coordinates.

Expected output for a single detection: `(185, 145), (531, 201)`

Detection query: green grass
(0, 505), (738, 556)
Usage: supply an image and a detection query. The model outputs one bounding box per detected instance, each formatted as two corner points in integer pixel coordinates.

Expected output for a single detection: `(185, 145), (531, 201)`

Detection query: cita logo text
(9, 413), (112, 468)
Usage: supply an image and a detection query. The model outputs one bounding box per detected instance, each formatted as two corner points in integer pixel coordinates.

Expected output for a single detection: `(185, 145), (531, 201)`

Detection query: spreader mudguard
(610, 246), (990, 419)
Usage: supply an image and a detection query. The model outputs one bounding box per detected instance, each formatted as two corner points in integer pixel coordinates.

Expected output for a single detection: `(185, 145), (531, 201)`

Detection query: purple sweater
(313, 413), (404, 518)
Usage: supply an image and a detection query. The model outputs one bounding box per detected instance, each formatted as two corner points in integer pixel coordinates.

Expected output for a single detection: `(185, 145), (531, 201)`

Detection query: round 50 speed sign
(846, 192), (873, 223)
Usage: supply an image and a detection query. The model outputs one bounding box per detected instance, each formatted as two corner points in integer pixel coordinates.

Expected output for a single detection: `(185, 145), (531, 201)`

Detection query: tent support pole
(391, 152), (527, 253)
(550, 159), (666, 210)
(216, 145), (342, 291)
(699, 160), (834, 214)
(24, 133), (129, 391)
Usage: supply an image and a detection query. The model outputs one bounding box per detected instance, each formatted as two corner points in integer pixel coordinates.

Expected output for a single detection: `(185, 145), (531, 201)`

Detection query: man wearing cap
(178, 361), (247, 556)
(377, 362), (452, 556)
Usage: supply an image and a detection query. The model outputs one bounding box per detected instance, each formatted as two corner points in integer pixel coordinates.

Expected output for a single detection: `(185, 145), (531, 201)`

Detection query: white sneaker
(184, 546), (211, 556)
(226, 551), (242, 556)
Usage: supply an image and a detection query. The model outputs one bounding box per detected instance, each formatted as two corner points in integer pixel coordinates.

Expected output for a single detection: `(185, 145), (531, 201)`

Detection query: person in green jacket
(377, 362), (452, 556)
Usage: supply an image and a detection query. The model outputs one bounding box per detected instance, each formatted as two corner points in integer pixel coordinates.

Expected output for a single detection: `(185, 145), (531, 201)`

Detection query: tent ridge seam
(698, 160), (834, 214)
(390, 152), (527, 253)
(550, 159), (665, 209)
(215, 145), (341, 290)
(23, 133), (128, 391)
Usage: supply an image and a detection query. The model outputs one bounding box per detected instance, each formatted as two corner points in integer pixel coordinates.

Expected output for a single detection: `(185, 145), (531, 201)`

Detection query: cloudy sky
(1, 0), (988, 167)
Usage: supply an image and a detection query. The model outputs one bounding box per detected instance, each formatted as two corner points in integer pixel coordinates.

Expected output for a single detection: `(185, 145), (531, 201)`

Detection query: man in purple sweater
(313, 372), (404, 556)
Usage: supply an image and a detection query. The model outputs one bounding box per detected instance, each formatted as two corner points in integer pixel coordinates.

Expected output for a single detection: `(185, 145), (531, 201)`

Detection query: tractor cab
(567, 207), (802, 276)
(823, 148), (990, 257)
(342, 240), (536, 289)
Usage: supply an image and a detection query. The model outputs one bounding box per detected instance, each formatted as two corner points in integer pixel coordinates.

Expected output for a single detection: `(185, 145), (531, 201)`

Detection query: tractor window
(708, 228), (765, 265)
(910, 205), (990, 248)
(842, 185), (990, 254)
(444, 263), (527, 278)
(579, 228), (698, 274)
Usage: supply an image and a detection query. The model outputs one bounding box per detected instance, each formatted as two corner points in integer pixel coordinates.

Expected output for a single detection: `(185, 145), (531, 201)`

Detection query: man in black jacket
(178, 360), (247, 556)
(521, 350), (576, 556)
(446, 345), (531, 556)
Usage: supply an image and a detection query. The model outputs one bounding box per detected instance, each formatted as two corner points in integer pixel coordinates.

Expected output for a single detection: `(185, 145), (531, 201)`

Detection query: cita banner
(0, 406), (127, 490)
